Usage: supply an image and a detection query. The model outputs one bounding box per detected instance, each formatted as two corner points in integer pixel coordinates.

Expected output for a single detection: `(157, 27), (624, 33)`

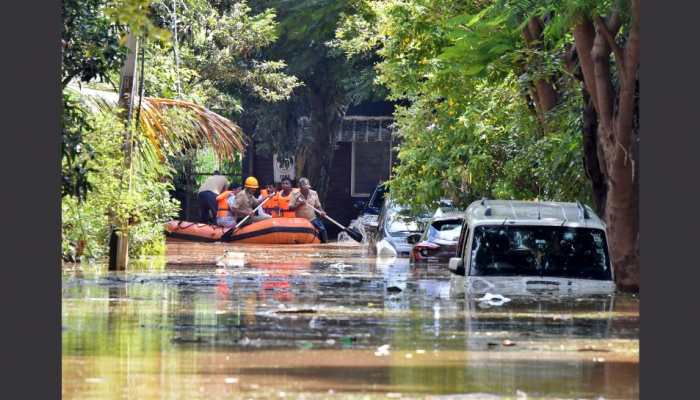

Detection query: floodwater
(62, 240), (639, 399)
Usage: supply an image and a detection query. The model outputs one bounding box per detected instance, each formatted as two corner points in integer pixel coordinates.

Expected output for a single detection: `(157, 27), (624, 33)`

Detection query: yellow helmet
(244, 176), (259, 189)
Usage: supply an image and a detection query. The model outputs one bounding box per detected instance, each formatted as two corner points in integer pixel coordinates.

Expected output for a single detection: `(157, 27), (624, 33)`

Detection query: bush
(61, 105), (180, 263)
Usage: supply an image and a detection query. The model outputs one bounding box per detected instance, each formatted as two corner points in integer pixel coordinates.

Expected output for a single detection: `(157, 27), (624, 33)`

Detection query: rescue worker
(259, 183), (278, 217)
(288, 177), (328, 243)
(215, 182), (239, 228)
(197, 170), (228, 224)
(274, 177), (295, 218)
(232, 176), (272, 226)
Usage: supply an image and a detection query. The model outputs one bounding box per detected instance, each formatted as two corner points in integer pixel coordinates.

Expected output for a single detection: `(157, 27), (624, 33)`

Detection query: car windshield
(426, 219), (463, 242)
(469, 225), (612, 280)
(368, 186), (387, 210)
(386, 206), (428, 235)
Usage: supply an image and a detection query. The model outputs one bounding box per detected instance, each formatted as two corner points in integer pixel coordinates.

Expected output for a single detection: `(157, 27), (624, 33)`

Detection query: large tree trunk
(581, 90), (607, 215)
(296, 81), (346, 202)
(572, 1), (640, 291)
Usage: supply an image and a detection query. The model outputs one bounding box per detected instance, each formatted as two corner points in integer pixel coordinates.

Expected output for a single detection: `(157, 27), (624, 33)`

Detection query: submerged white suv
(448, 199), (616, 296)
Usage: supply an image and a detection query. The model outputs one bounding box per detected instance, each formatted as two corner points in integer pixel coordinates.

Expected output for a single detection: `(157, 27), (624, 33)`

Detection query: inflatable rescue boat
(165, 217), (321, 244)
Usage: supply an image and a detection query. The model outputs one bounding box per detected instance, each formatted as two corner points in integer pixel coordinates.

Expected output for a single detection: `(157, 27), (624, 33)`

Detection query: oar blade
(345, 228), (364, 243)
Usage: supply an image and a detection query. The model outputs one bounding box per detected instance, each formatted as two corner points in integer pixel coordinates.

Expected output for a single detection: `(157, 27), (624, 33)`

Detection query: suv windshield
(469, 225), (612, 280)
(426, 219), (463, 242)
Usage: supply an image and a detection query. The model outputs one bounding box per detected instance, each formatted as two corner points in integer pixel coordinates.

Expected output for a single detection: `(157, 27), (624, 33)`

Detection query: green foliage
(145, 0), (301, 105)
(106, 0), (171, 41)
(62, 108), (180, 262)
(334, 0), (594, 211)
(62, 0), (126, 87)
(62, 92), (96, 200)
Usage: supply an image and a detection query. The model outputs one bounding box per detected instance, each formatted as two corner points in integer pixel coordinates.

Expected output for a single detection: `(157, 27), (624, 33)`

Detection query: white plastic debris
(215, 251), (246, 268)
(374, 344), (391, 356)
(476, 293), (512, 306)
(376, 239), (398, 257)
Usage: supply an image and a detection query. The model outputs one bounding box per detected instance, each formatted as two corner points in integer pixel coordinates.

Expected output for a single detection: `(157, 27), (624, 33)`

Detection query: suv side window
(456, 219), (469, 258)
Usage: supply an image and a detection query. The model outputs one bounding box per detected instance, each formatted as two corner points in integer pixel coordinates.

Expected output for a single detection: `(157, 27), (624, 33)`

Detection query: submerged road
(62, 239), (639, 399)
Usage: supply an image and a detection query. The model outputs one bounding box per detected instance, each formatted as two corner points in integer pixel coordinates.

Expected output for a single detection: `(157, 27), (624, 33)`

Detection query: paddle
(220, 194), (273, 241)
(305, 203), (364, 243)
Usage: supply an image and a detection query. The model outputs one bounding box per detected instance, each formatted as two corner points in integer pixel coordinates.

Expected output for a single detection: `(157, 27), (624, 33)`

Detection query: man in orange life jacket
(215, 182), (240, 228)
(273, 177), (296, 218)
(258, 183), (278, 217)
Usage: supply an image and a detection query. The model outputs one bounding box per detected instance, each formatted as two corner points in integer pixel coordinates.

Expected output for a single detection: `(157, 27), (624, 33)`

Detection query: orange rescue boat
(165, 217), (320, 244)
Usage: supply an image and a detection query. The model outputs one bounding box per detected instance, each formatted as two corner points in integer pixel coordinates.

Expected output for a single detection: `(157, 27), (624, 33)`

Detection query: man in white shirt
(197, 170), (228, 224)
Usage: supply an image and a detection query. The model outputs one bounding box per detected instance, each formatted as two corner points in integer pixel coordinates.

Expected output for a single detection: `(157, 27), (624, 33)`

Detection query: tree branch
(625, 0), (640, 83)
(594, 14), (625, 81)
(616, 0), (640, 151)
(591, 24), (615, 140)
(573, 18), (599, 114)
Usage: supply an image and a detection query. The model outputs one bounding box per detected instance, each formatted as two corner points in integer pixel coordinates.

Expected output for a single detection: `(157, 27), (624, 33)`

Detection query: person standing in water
(288, 177), (328, 243)
(197, 170), (228, 224)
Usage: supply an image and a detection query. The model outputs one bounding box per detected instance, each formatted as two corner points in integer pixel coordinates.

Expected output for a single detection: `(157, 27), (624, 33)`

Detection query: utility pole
(109, 32), (139, 271)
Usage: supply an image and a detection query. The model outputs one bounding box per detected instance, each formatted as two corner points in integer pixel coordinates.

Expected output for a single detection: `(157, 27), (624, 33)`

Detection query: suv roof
(464, 199), (605, 230)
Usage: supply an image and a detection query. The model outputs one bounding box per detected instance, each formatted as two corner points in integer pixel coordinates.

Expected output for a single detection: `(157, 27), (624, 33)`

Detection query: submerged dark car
(354, 184), (388, 237)
(409, 211), (464, 264)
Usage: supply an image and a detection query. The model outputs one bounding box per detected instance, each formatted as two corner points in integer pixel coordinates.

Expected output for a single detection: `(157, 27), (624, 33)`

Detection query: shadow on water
(62, 240), (639, 399)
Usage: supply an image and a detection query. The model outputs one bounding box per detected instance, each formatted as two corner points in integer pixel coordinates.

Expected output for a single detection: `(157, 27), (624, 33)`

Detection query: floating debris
(215, 251), (246, 268)
(171, 336), (207, 344)
(476, 293), (512, 306)
(578, 346), (611, 352)
(375, 344), (391, 356)
(275, 308), (316, 314)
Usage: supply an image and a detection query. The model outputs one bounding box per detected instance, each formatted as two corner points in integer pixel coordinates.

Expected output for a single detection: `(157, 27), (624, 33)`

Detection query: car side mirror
(448, 257), (465, 275)
(406, 233), (422, 244)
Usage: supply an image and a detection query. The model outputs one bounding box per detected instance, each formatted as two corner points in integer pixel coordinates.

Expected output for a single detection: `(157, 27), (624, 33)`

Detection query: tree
(238, 0), (382, 199)
(333, 0), (639, 290)
(567, 0), (640, 289)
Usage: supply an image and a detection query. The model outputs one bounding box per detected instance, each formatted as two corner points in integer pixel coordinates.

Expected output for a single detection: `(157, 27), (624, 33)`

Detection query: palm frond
(65, 86), (248, 161)
(140, 98), (247, 160)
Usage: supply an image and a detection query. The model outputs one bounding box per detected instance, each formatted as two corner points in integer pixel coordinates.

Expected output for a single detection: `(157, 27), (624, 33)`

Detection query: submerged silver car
(449, 199), (616, 296)
(370, 199), (431, 257)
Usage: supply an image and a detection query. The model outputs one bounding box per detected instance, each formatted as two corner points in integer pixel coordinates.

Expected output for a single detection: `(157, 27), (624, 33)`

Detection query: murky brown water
(62, 240), (639, 399)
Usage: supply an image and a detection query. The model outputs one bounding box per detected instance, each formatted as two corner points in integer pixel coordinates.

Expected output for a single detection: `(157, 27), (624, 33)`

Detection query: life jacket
(260, 189), (279, 215)
(216, 191), (234, 218)
(275, 191), (295, 218)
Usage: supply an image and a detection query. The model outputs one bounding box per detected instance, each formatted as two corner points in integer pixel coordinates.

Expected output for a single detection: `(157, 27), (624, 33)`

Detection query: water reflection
(63, 242), (639, 399)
